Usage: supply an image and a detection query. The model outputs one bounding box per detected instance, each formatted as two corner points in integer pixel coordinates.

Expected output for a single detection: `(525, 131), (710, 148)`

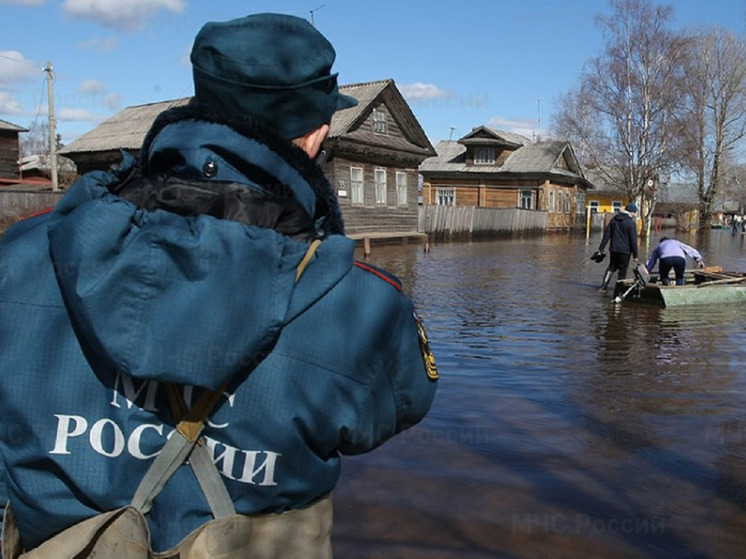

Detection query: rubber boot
(599, 270), (613, 292)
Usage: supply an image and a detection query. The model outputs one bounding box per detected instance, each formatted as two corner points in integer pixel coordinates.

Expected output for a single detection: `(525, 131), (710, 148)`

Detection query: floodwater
(333, 229), (746, 559)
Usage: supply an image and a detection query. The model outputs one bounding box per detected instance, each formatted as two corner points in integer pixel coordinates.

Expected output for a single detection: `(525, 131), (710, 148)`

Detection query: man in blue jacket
(597, 202), (640, 292)
(0, 13), (437, 557)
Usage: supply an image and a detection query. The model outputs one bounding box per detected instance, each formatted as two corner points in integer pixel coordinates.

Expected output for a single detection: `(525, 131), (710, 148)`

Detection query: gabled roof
(61, 79), (434, 159)
(0, 119), (27, 133)
(458, 126), (529, 148)
(331, 80), (391, 136)
(657, 181), (698, 205)
(60, 98), (190, 155)
(331, 79), (434, 155)
(420, 137), (592, 187)
(501, 140), (586, 179)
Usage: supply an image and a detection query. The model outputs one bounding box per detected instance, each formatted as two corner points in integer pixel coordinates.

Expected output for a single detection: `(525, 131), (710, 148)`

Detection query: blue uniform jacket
(0, 106), (437, 551)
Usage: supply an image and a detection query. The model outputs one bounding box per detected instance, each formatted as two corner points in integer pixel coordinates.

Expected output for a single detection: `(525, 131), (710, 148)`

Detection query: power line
(0, 51), (43, 72)
(309, 4), (325, 26)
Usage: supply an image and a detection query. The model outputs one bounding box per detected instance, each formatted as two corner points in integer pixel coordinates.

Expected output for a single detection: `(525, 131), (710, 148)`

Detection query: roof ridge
(340, 78), (393, 90)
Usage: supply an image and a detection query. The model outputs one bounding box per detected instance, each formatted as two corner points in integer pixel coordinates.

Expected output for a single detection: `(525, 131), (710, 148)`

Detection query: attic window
(372, 108), (387, 134)
(474, 147), (495, 165)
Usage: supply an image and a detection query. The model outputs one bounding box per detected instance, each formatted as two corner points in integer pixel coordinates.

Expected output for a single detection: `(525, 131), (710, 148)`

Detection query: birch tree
(678, 29), (746, 227)
(552, 0), (686, 238)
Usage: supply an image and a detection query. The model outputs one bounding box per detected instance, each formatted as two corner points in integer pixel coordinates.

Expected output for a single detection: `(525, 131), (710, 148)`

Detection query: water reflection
(334, 231), (746, 558)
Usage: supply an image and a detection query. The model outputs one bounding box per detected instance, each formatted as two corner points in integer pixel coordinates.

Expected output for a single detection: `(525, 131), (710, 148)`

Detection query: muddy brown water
(333, 230), (746, 559)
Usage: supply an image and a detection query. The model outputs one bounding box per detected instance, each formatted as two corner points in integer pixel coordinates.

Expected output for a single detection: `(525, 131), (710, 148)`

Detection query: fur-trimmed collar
(138, 102), (344, 235)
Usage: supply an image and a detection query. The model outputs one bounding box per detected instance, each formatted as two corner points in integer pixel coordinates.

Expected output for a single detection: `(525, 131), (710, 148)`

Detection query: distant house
(0, 119), (27, 183)
(582, 168), (633, 215)
(59, 79), (435, 238)
(419, 126), (594, 230)
(652, 180), (699, 231)
(59, 98), (189, 175)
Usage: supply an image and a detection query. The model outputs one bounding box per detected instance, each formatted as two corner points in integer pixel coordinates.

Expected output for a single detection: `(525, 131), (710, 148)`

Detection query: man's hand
(698, 260), (705, 269)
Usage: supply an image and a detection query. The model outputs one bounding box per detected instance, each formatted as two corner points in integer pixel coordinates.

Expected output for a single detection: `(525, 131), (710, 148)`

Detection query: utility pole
(45, 61), (58, 192)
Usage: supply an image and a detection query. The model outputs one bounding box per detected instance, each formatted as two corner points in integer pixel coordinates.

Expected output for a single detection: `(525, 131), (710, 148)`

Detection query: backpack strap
(296, 239), (321, 281)
(130, 240), (321, 517)
(131, 384), (235, 518)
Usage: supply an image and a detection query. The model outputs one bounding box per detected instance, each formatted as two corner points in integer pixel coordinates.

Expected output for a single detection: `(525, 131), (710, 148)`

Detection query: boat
(612, 267), (746, 307)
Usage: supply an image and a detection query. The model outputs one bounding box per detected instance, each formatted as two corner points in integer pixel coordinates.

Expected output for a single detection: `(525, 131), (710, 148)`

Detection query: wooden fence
(418, 205), (548, 238)
(0, 190), (62, 234)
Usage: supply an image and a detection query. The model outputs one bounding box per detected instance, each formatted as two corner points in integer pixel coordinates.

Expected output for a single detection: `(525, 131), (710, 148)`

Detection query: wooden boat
(612, 268), (746, 307)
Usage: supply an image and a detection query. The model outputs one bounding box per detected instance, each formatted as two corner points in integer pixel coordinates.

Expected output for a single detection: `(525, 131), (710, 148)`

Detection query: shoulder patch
(354, 261), (402, 291)
(415, 313), (438, 381)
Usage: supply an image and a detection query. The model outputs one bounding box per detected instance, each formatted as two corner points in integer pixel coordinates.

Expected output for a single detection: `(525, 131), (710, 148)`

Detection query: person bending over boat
(646, 237), (705, 285)
(597, 203), (639, 292)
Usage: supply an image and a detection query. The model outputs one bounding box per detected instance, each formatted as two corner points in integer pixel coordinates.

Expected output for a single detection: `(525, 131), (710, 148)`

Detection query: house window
(375, 168), (387, 205)
(350, 167), (364, 206)
(549, 191), (555, 213)
(372, 108), (387, 134)
(474, 146), (495, 165)
(565, 192), (572, 213)
(396, 171), (407, 206)
(436, 188), (455, 206)
(520, 190), (533, 210)
(588, 200), (600, 213)
(612, 200), (622, 213)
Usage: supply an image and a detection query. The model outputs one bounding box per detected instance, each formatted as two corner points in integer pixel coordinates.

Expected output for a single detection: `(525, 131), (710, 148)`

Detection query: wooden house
(59, 79), (434, 238)
(59, 98), (190, 176)
(419, 126), (594, 230)
(0, 119), (27, 184)
(326, 80), (435, 236)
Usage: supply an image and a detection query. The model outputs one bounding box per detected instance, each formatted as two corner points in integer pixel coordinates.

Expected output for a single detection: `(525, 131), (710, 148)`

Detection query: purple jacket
(646, 239), (703, 271)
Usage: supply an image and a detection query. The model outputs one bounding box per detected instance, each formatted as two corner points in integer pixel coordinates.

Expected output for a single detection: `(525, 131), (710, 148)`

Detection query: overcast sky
(1, 0), (744, 146)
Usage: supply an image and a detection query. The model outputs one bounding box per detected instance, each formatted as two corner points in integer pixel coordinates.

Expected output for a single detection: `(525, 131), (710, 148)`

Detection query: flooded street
(334, 230), (746, 559)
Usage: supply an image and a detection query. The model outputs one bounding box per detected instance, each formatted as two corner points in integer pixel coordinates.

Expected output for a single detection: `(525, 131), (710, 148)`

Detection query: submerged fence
(418, 205), (548, 238)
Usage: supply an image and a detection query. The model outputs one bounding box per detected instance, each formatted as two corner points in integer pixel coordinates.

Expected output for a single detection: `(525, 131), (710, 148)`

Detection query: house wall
(0, 132), (20, 179)
(422, 179), (536, 210)
(327, 156), (420, 235)
(585, 193), (628, 214)
(422, 178), (586, 230)
(464, 147), (514, 166)
(543, 183), (580, 229)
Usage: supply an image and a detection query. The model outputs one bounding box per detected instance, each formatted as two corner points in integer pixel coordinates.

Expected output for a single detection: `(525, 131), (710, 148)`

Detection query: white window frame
(612, 200), (623, 213)
(565, 192), (572, 214)
(474, 146), (495, 165)
(520, 190), (533, 210)
(374, 168), (387, 205)
(396, 171), (407, 206)
(436, 188), (455, 206)
(588, 200), (600, 213)
(350, 166), (364, 206)
(549, 190), (555, 213)
(372, 108), (387, 134)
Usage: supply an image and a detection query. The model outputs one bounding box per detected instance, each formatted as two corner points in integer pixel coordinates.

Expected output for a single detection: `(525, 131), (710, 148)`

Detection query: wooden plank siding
(484, 188), (521, 207)
(0, 133), (20, 179)
(326, 155), (419, 235)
